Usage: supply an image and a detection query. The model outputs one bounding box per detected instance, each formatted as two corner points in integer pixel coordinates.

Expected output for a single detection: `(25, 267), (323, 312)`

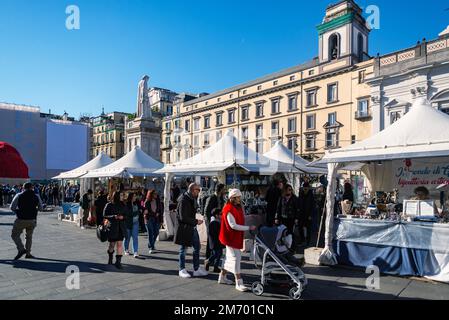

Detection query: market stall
(156, 130), (299, 239)
(314, 98), (449, 282)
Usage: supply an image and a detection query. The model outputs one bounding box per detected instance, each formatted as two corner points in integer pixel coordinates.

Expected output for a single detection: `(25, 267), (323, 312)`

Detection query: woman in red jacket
(218, 189), (256, 292)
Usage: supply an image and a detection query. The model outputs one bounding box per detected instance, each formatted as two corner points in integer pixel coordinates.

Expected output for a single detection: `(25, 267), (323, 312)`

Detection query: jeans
(208, 248), (223, 268)
(179, 228), (200, 271)
(125, 221), (139, 253)
(145, 217), (160, 250)
(11, 219), (36, 253)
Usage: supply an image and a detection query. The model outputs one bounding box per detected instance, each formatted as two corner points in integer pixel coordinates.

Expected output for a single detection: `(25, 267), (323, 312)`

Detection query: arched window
(357, 33), (364, 61)
(431, 90), (449, 115)
(328, 33), (340, 61)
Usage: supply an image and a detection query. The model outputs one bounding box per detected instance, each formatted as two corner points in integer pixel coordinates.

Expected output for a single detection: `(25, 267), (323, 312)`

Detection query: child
(204, 208), (225, 273)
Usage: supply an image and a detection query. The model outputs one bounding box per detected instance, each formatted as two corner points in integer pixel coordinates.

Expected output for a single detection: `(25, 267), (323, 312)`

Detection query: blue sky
(0, 0), (447, 117)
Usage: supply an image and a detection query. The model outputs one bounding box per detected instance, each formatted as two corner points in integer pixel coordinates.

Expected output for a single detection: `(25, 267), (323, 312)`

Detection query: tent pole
(233, 161), (237, 188)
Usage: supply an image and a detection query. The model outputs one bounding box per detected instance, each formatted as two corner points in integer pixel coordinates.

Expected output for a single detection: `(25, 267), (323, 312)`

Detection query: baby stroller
(251, 225), (307, 300)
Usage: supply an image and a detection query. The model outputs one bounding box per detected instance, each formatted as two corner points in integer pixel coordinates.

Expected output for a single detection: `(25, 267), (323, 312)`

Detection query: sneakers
(25, 254), (35, 259)
(124, 250), (130, 256)
(235, 279), (249, 292)
(134, 253), (139, 258)
(148, 249), (153, 255)
(14, 249), (27, 261)
(193, 267), (208, 277)
(218, 273), (233, 285)
(179, 269), (191, 278)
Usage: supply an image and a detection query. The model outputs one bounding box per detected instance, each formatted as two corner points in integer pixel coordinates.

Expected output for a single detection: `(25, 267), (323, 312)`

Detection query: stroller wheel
(251, 282), (264, 296)
(289, 286), (302, 300)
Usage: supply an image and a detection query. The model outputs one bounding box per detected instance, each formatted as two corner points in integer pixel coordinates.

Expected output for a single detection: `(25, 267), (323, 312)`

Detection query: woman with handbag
(124, 193), (140, 258)
(143, 189), (163, 254)
(103, 191), (127, 269)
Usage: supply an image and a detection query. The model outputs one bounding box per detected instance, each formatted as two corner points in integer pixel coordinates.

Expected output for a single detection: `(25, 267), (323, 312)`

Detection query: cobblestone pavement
(0, 207), (448, 300)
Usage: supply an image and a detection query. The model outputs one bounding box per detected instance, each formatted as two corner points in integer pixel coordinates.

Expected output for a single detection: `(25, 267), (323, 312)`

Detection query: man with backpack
(10, 182), (43, 260)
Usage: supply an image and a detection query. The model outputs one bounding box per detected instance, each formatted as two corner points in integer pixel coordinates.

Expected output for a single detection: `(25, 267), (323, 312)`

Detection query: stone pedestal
(304, 247), (323, 266)
(126, 117), (161, 160)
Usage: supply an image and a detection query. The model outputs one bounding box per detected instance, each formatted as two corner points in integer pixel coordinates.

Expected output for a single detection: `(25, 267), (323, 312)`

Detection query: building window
(228, 110), (235, 123)
(306, 90), (317, 107)
(241, 106), (249, 121)
(288, 95), (297, 111)
(351, 135), (356, 144)
(194, 118), (200, 131)
(329, 33), (340, 60)
(204, 133), (210, 146)
(357, 33), (364, 61)
(230, 94), (233, 99)
(194, 135), (199, 147)
(174, 120), (180, 130)
(287, 138), (297, 151)
(390, 111), (402, 124)
(256, 140), (264, 153)
(326, 131), (338, 148)
(217, 98), (221, 102)
(327, 112), (336, 126)
(216, 130), (222, 142)
(184, 148), (190, 159)
(271, 99), (280, 114)
(306, 114), (316, 130)
(204, 116), (210, 129)
(288, 118), (296, 133)
(257, 85), (262, 91)
(273, 80), (278, 86)
(309, 69), (315, 76)
(306, 135), (316, 150)
(241, 126), (249, 141)
(185, 120), (190, 132)
(205, 101), (208, 106)
(256, 124), (263, 139)
(242, 90), (247, 94)
(357, 99), (369, 117)
(271, 121), (279, 137)
(290, 75), (296, 81)
(327, 83), (338, 103)
(165, 136), (171, 147)
(256, 102), (264, 117)
(216, 113), (223, 126)
(358, 70), (366, 84)
(166, 152), (170, 164)
(174, 135), (181, 145)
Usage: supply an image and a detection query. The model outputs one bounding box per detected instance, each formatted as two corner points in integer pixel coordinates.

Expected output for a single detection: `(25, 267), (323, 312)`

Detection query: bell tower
(317, 0), (370, 65)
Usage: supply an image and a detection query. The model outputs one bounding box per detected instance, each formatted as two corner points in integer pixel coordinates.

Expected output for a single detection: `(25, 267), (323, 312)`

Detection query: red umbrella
(0, 142), (29, 179)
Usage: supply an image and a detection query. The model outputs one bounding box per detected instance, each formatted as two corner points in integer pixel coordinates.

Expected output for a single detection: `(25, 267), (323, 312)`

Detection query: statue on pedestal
(137, 75), (151, 119)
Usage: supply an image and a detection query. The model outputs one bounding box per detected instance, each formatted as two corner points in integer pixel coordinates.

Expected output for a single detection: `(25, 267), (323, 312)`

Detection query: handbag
(96, 219), (111, 242)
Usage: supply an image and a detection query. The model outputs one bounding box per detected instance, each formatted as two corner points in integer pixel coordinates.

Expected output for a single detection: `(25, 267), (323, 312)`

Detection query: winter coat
(174, 192), (198, 247)
(275, 194), (301, 221)
(103, 202), (127, 242)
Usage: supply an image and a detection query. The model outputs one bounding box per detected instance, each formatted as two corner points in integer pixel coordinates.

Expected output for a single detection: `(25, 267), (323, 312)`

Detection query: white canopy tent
(155, 131), (301, 236)
(264, 141), (328, 175)
(52, 152), (114, 180)
(82, 146), (163, 178)
(315, 98), (449, 266)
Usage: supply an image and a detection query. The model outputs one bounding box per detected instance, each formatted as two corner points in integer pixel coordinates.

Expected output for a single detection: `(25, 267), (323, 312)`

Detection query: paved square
(0, 208), (448, 300)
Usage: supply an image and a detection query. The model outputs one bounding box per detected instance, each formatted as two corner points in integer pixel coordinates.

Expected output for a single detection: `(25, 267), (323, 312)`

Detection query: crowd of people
(7, 175), (326, 293)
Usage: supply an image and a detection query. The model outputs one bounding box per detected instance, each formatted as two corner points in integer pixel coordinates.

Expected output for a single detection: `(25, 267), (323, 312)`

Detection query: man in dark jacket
(10, 182), (43, 260)
(174, 183), (208, 278)
(203, 183), (225, 259)
(275, 184), (300, 235)
(80, 189), (93, 229)
(298, 182), (316, 246)
(94, 189), (108, 226)
(265, 178), (284, 227)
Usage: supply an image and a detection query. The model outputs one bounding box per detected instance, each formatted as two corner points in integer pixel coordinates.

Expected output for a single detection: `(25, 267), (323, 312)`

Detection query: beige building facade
(91, 111), (130, 160)
(161, 0), (374, 164)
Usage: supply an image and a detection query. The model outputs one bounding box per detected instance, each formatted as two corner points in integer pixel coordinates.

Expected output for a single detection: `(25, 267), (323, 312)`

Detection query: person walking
(205, 208), (225, 273)
(144, 189), (163, 254)
(52, 184), (60, 207)
(94, 189), (108, 227)
(80, 189), (93, 229)
(204, 183), (226, 259)
(103, 191), (127, 269)
(218, 189), (256, 292)
(10, 182), (43, 260)
(124, 193), (140, 258)
(174, 183), (208, 278)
